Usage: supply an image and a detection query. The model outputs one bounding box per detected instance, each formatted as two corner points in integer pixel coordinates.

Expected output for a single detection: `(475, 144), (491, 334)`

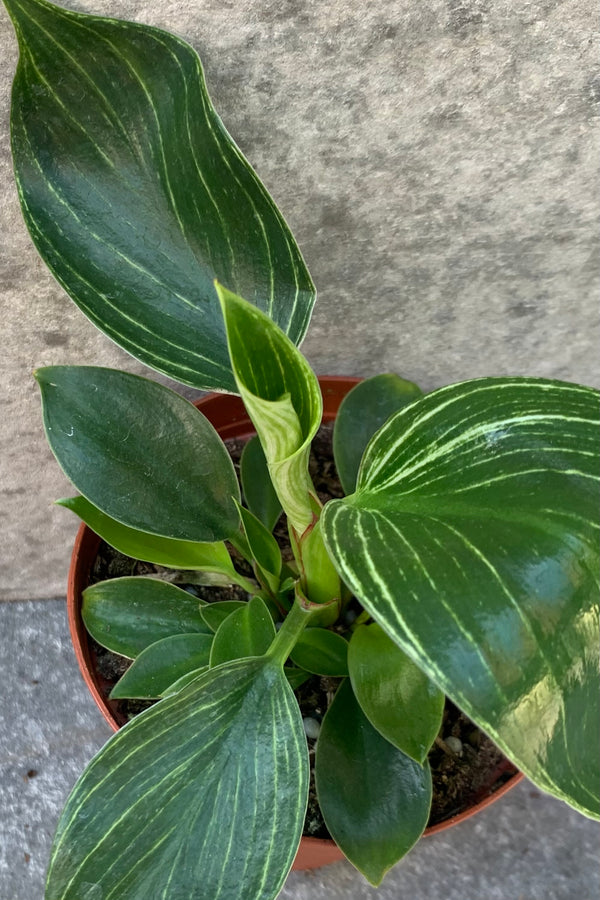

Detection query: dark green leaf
(37, 366), (240, 541)
(315, 680), (432, 885)
(322, 377), (600, 817)
(58, 496), (238, 574)
(290, 627), (349, 676)
(284, 667), (312, 690)
(210, 595), (276, 666)
(201, 600), (248, 633)
(241, 436), (282, 531)
(333, 373), (422, 494)
(83, 576), (211, 658)
(236, 502), (282, 584)
(218, 284), (322, 533)
(7, 0), (315, 391)
(348, 623), (444, 762)
(46, 658), (308, 900)
(110, 633), (213, 699)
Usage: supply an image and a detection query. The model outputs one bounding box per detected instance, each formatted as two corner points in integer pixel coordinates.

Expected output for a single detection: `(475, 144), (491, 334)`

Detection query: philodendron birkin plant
(4, 0), (599, 896)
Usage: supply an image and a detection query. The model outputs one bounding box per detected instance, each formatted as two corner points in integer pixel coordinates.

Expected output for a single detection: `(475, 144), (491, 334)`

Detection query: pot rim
(66, 374), (523, 870)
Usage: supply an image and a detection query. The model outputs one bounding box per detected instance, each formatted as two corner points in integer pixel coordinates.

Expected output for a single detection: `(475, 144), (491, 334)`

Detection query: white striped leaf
(6, 0), (315, 392)
(321, 377), (600, 818)
(218, 285), (322, 533)
(45, 658), (308, 900)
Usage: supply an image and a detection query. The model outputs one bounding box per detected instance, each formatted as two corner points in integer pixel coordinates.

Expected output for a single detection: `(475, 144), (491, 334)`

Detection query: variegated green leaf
(322, 377), (600, 818)
(37, 366), (240, 541)
(217, 284), (322, 533)
(83, 577), (212, 658)
(110, 633), (213, 699)
(45, 658), (308, 900)
(6, 0), (315, 391)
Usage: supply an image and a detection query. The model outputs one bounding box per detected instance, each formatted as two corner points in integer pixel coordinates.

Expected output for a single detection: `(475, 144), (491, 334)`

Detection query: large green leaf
(315, 679), (432, 885)
(83, 577), (212, 657)
(333, 373), (422, 494)
(6, 0), (315, 392)
(218, 284), (322, 533)
(45, 658), (308, 900)
(348, 623), (444, 763)
(110, 633), (214, 699)
(322, 377), (600, 818)
(37, 366), (240, 541)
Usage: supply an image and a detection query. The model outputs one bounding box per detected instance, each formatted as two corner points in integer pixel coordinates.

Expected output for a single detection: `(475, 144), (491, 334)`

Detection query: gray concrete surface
(1, 0), (599, 600)
(1, 599), (599, 900)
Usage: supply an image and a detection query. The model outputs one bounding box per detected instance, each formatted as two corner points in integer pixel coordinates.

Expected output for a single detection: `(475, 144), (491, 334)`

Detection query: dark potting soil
(85, 423), (517, 835)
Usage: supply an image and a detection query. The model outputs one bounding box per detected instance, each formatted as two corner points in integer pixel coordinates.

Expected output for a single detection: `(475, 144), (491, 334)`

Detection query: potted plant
(3, 0), (599, 898)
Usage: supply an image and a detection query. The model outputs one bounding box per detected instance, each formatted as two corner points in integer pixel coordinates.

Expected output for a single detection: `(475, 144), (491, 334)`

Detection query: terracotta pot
(66, 374), (522, 872)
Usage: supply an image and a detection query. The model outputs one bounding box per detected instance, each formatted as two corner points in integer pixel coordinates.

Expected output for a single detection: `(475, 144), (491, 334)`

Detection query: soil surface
(85, 424), (518, 834)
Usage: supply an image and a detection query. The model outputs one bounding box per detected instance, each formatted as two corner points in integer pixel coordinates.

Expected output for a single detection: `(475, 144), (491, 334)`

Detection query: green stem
(267, 598), (320, 666)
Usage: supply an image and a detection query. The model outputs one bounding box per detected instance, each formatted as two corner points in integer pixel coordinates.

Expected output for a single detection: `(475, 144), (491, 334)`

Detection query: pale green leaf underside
(46, 658), (308, 900)
(322, 377), (600, 817)
(7, 0), (315, 391)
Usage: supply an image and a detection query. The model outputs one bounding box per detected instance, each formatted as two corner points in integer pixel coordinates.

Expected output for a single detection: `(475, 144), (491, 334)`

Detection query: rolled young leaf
(37, 366), (240, 541)
(110, 633), (214, 699)
(315, 679), (432, 885)
(333, 373), (422, 494)
(58, 496), (239, 576)
(6, 0), (315, 392)
(348, 623), (444, 763)
(83, 577), (212, 657)
(45, 658), (309, 900)
(322, 377), (600, 817)
(241, 435), (283, 532)
(218, 284), (322, 533)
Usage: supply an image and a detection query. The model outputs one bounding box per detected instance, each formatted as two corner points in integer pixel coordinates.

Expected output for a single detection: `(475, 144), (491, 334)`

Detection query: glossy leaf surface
(333, 373), (422, 494)
(290, 627), (349, 677)
(315, 680), (432, 885)
(241, 435), (282, 531)
(349, 623), (444, 762)
(37, 366), (240, 541)
(59, 496), (237, 574)
(218, 285), (322, 533)
(46, 658), (308, 900)
(110, 633), (213, 698)
(210, 595), (276, 667)
(237, 502), (282, 587)
(160, 666), (208, 697)
(83, 577), (211, 658)
(201, 600), (248, 633)
(7, 0), (315, 391)
(322, 378), (600, 817)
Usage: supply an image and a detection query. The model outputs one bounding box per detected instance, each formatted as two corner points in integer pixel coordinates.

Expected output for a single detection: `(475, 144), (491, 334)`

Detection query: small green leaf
(58, 496), (238, 575)
(241, 436), (282, 531)
(290, 628), (349, 677)
(218, 284), (322, 533)
(210, 595), (276, 666)
(315, 679), (432, 885)
(349, 623), (444, 762)
(160, 666), (208, 697)
(236, 502), (282, 590)
(284, 667), (312, 690)
(110, 633), (213, 699)
(333, 373), (422, 494)
(200, 600), (249, 633)
(37, 367), (240, 541)
(46, 658), (308, 900)
(323, 377), (600, 817)
(7, 0), (315, 391)
(82, 577), (211, 658)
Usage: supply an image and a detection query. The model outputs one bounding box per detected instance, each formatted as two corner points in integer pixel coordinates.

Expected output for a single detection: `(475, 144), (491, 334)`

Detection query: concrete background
(1, 0), (598, 600)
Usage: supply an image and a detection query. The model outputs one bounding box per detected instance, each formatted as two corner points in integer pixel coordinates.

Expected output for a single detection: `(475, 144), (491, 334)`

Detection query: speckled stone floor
(1, 599), (598, 900)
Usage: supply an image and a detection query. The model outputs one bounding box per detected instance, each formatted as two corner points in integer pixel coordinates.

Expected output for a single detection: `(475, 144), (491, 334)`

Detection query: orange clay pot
(66, 374), (522, 871)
